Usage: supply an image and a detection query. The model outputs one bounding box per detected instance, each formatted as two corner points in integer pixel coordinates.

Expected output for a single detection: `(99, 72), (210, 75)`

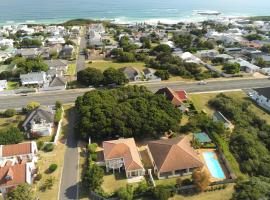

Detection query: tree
(117, 52), (136, 62)
(117, 185), (134, 200)
(245, 34), (263, 41)
(75, 86), (182, 140)
(152, 44), (171, 54)
(222, 62), (240, 74)
(232, 177), (270, 200)
(154, 70), (170, 80)
(255, 57), (267, 68)
(0, 127), (24, 145)
(192, 169), (210, 192)
(103, 67), (127, 85)
(3, 109), (16, 117)
(23, 102), (40, 113)
(261, 44), (270, 54)
(173, 34), (192, 50)
(83, 163), (104, 191)
(7, 184), (35, 200)
(140, 37), (151, 49)
(77, 68), (104, 86)
(20, 38), (42, 47)
(152, 185), (171, 200)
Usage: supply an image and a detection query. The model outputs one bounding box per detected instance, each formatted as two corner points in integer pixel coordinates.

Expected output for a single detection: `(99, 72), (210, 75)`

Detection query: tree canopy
(0, 127), (24, 145)
(7, 184), (36, 200)
(75, 86), (182, 140)
(77, 68), (104, 86)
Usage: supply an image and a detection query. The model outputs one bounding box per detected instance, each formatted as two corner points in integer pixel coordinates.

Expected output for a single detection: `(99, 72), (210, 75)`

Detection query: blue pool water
(203, 152), (225, 179)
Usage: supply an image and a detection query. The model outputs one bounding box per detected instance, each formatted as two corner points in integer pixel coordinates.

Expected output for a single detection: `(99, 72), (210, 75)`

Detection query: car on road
(197, 81), (207, 85)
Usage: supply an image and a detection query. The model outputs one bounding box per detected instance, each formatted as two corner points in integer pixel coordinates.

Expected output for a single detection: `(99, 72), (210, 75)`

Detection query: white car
(198, 81), (207, 85)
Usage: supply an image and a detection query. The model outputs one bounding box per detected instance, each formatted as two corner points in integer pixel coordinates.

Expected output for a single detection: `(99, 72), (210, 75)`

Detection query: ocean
(0, 0), (270, 25)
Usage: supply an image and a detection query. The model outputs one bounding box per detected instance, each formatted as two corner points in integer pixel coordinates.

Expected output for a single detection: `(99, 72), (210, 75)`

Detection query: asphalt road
(0, 78), (270, 109)
(76, 28), (87, 73)
(59, 109), (79, 200)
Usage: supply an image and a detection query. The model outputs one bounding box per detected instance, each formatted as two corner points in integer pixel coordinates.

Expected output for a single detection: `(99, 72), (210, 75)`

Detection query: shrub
(43, 143), (54, 152)
(3, 109), (16, 117)
(35, 173), (42, 181)
(181, 178), (193, 186)
(91, 153), (97, 161)
(48, 164), (57, 173)
(37, 141), (44, 150)
(88, 143), (98, 154)
(0, 127), (23, 145)
(23, 102), (40, 114)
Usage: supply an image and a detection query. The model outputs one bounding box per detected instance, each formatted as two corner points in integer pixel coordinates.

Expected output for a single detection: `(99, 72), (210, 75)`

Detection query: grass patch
(7, 81), (19, 90)
(101, 172), (128, 193)
(0, 114), (25, 129)
(172, 183), (235, 200)
(67, 63), (76, 76)
(87, 60), (146, 72)
(155, 177), (180, 186)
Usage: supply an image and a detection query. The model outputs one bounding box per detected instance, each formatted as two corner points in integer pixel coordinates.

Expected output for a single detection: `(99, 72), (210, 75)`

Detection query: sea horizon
(1, 0), (270, 26)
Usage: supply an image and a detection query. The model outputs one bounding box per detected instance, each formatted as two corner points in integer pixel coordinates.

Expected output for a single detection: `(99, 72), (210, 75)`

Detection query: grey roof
(16, 48), (38, 57)
(49, 76), (66, 87)
(120, 67), (140, 79)
(213, 111), (231, 124)
(22, 107), (54, 129)
(143, 68), (155, 75)
(254, 87), (270, 100)
(20, 72), (47, 83)
(44, 60), (68, 70)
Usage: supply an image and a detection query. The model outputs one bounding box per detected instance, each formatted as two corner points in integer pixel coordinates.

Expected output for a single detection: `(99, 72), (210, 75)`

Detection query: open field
(86, 60), (146, 72)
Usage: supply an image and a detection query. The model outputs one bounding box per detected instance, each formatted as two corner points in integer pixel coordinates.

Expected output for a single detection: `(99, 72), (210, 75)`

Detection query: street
(0, 78), (270, 109)
(59, 109), (79, 200)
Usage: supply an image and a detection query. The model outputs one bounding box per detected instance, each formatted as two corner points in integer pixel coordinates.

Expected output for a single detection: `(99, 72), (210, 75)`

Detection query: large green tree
(7, 184), (36, 200)
(103, 67), (127, 85)
(77, 68), (104, 86)
(75, 86), (182, 140)
(0, 127), (24, 145)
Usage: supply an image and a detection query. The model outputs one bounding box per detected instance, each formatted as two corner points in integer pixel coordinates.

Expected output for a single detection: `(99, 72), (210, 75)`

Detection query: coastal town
(0, 16), (270, 200)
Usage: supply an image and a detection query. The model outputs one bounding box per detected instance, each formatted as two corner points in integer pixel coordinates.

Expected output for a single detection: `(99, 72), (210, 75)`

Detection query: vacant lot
(86, 60), (146, 72)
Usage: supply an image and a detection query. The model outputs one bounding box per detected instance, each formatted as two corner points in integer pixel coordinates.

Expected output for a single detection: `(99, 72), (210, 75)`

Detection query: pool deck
(198, 149), (227, 182)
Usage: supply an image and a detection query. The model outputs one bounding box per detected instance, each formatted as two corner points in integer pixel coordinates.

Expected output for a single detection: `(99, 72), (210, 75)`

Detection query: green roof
(194, 132), (212, 143)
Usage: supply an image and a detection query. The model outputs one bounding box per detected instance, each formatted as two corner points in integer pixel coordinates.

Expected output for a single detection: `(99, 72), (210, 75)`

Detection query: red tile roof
(2, 143), (32, 157)
(175, 90), (188, 101)
(155, 87), (183, 107)
(0, 164), (26, 188)
(148, 136), (203, 173)
(103, 138), (144, 171)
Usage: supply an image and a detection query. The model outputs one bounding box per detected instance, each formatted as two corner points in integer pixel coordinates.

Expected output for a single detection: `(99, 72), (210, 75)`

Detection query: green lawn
(101, 172), (128, 193)
(7, 81), (20, 90)
(67, 63), (76, 76)
(86, 60), (146, 72)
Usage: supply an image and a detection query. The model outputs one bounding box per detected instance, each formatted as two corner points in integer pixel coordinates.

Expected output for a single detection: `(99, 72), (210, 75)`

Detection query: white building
(20, 71), (48, 86)
(0, 80), (7, 91)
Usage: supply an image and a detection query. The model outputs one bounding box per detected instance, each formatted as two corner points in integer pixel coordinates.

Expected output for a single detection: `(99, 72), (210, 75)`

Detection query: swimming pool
(202, 152), (225, 179)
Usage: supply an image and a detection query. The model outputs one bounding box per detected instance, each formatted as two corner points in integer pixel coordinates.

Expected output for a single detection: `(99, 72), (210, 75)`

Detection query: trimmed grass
(86, 60), (146, 72)
(172, 183), (235, 200)
(7, 81), (19, 90)
(102, 172), (128, 193)
(67, 63), (76, 76)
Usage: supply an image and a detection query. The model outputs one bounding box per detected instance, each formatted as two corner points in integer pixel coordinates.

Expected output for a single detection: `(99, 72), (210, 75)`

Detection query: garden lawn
(172, 183), (235, 200)
(86, 60), (146, 72)
(67, 63), (76, 76)
(101, 172), (128, 193)
(7, 81), (19, 90)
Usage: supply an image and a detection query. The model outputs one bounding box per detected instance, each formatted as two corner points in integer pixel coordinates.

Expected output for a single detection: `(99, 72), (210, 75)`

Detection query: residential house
(0, 142), (38, 163)
(45, 59), (68, 76)
(0, 80), (7, 91)
(46, 37), (65, 45)
(213, 111), (233, 130)
(155, 87), (188, 107)
(250, 87), (270, 112)
(0, 38), (14, 48)
(103, 138), (145, 178)
(142, 68), (159, 80)
(179, 52), (201, 64)
(147, 136), (204, 179)
(43, 75), (66, 91)
(0, 162), (37, 195)
(20, 71), (48, 86)
(89, 23), (105, 34)
(120, 67), (142, 82)
(197, 49), (219, 59)
(59, 45), (74, 60)
(0, 51), (11, 62)
(231, 58), (260, 73)
(16, 48), (39, 59)
(215, 54), (233, 61)
(22, 107), (55, 137)
(88, 30), (103, 47)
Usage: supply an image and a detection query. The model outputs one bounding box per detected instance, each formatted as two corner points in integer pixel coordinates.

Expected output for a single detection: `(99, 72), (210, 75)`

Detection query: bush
(181, 178), (193, 186)
(3, 109), (16, 117)
(152, 185), (172, 200)
(0, 127), (23, 145)
(23, 102), (40, 114)
(48, 164), (58, 173)
(43, 143), (54, 152)
(35, 173), (42, 181)
(37, 141), (44, 150)
(88, 143), (98, 154)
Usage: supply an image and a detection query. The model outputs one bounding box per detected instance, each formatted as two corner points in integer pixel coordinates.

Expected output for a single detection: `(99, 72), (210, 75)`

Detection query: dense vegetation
(0, 127), (24, 145)
(75, 86), (182, 140)
(7, 184), (36, 200)
(77, 67), (128, 86)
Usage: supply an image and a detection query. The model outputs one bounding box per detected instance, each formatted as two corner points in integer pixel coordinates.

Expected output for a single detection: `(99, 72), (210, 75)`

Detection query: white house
(179, 52), (201, 64)
(250, 88), (270, 112)
(0, 38), (14, 48)
(46, 37), (65, 45)
(196, 49), (219, 59)
(230, 58), (260, 73)
(20, 71), (48, 86)
(0, 80), (7, 91)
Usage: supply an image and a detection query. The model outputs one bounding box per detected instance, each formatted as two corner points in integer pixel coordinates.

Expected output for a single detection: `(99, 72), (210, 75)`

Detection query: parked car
(198, 81), (207, 85)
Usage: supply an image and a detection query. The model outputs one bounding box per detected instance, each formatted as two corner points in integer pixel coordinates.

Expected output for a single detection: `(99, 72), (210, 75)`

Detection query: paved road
(0, 78), (270, 109)
(76, 28), (87, 73)
(59, 109), (79, 200)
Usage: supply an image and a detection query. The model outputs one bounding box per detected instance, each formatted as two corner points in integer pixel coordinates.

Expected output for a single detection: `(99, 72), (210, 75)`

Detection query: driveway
(76, 28), (87, 73)
(59, 109), (79, 200)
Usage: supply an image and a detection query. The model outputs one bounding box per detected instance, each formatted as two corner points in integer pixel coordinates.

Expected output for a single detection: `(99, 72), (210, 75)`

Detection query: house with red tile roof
(103, 138), (145, 178)
(0, 142), (38, 165)
(0, 162), (36, 195)
(147, 136), (203, 179)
